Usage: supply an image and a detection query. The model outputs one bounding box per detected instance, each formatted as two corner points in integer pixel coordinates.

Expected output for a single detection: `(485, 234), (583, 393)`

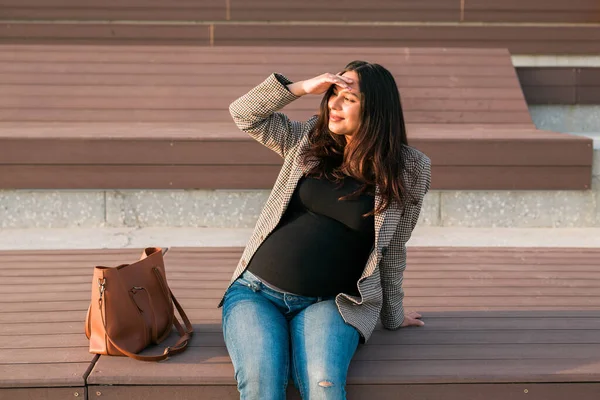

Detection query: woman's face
(327, 70), (361, 142)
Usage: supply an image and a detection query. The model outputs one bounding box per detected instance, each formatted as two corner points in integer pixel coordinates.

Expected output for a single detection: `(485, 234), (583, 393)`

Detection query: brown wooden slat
(0, 44), (510, 56)
(88, 349), (600, 385)
(0, 387), (86, 400)
(211, 25), (600, 55)
(0, 109), (534, 124)
(0, 86), (525, 100)
(0, 310), (86, 324)
(1, 24), (599, 54)
(229, 0), (461, 22)
(6, 131), (592, 167)
(0, 164), (591, 190)
(0, 23), (212, 44)
(0, 335), (90, 349)
(0, 60), (517, 77)
(213, 24), (600, 42)
(9, 285), (600, 303)
(0, 73), (521, 88)
(0, 97), (530, 113)
(0, 49), (514, 66)
(521, 86), (577, 104)
(85, 383), (600, 400)
(0, 348), (90, 364)
(353, 343), (600, 361)
(0, 363), (91, 387)
(516, 68), (578, 87)
(168, 246), (600, 255)
(464, 0), (600, 23)
(0, 322), (87, 336)
(2, 0), (226, 21)
(578, 68), (600, 86)
(433, 165), (592, 190)
(577, 87), (600, 104)
(347, 359), (600, 384)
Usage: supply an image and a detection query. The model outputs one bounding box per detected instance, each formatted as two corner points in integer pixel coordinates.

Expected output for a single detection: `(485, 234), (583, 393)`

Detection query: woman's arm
(379, 157), (431, 330)
(229, 73), (354, 159)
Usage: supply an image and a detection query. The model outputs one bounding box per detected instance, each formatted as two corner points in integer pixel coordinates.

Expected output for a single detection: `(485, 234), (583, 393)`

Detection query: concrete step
(2, 226), (600, 251)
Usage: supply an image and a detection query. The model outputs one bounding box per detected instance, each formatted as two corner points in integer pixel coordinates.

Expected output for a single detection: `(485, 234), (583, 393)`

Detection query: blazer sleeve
(379, 156), (431, 330)
(229, 73), (314, 159)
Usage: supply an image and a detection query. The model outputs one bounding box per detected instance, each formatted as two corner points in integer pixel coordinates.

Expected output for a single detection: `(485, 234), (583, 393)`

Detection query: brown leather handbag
(85, 247), (193, 361)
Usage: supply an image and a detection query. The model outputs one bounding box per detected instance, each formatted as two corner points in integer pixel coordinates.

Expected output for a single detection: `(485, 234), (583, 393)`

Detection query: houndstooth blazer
(218, 73), (431, 342)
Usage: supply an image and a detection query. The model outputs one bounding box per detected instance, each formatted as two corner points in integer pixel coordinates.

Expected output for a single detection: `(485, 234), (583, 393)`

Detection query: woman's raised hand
(287, 73), (354, 97)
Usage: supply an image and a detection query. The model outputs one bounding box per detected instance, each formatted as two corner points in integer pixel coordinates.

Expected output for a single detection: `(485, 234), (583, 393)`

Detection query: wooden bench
(2, 246), (600, 399)
(0, 44), (593, 190)
(1, 0), (599, 53)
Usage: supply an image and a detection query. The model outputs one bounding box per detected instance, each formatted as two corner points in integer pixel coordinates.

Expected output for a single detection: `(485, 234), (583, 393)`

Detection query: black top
(247, 175), (375, 297)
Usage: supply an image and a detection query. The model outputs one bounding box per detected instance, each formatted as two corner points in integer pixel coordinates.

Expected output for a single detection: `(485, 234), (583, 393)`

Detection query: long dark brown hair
(301, 60), (409, 215)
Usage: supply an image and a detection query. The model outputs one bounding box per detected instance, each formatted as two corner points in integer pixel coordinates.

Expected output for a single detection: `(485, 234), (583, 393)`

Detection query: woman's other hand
(287, 73), (354, 97)
(401, 311), (424, 328)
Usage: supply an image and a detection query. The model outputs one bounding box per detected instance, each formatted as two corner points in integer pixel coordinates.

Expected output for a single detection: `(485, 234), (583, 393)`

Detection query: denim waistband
(240, 269), (322, 300)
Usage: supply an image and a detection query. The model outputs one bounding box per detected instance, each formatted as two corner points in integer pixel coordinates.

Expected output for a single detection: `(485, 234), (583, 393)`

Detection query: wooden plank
(0, 310), (86, 324)
(168, 329), (600, 348)
(0, 164), (591, 190)
(85, 383), (600, 400)
(352, 343), (600, 361)
(578, 68), (600, 86)
(2, 0), (226, 20)
(0, 48), (514, 66)
(3, 134), (592, 167)
(0, 23), (212, 44)
(0, 335), (88, 349)
(0, 164), (281, 189)
(213, 25), (600, 42)
(0, 44), (510, 56)
(0, 363), (91, 387)
(347, 359), (600, 384)
(1, 276), (90, 284)
(0, 387), (86, 400)
(0, 97), (531, 114)
(0, 85), (526, 100)
(521, 86), (577, 104)
(8, 285), (582, 301)
(464, 0), (600, 23)
(432, 165), (592, 190)
(577, 87), (600, 104)
(0, 322), (87, 335)
(0, 348), (91, 364)
(229, 0), (461, 22)
(0, 60), (517, 77)
(0, 73), (521, 88)
(1, 24), (599, 54)
(516, 68), (578, 87)
(88, 348), (600, 385)
(0, 109), (535, 123)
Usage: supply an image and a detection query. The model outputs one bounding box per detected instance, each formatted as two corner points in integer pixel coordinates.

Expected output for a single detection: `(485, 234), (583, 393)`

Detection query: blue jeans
(222, 270), (360, 400)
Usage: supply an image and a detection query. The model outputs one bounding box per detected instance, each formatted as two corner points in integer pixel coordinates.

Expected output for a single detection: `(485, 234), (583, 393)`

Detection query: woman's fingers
(327, 73), (353, 90)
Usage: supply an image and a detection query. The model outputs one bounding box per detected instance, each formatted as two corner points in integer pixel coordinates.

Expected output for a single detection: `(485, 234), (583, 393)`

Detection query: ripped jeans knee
(318, 380), (334, 388)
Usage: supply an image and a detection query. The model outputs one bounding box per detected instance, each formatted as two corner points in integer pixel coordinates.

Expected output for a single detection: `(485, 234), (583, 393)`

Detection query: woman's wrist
(286, 81), (306, 97)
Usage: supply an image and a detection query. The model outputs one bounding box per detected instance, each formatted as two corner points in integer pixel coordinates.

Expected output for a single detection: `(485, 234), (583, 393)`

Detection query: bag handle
(100, 290), (193, 362)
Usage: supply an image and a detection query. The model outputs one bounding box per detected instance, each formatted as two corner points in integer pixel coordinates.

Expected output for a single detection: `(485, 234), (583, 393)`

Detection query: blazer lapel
(361, 187), (402, 278)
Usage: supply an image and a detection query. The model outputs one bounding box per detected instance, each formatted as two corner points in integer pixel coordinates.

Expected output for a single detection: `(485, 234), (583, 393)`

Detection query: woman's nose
(329, 96), (342, 110)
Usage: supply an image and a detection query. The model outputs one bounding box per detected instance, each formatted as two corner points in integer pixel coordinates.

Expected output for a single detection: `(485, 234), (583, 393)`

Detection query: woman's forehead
(340, 70), (361, 93)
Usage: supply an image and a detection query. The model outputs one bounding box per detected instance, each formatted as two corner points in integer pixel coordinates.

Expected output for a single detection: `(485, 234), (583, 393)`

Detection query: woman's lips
(330, 115), (344, 122)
